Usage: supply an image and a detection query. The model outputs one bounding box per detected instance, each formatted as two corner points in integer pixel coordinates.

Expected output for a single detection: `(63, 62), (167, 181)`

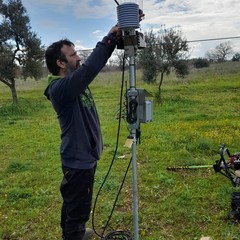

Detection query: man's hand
(139, 11), (145, 22)
(108, 26), (122, 41)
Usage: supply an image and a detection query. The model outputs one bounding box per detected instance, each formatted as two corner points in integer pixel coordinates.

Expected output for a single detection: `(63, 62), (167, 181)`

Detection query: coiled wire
(103, 230), (132, 239)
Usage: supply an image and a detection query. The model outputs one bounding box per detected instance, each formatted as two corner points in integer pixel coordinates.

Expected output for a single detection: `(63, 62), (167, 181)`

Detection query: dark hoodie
(44, 35), (116, 169)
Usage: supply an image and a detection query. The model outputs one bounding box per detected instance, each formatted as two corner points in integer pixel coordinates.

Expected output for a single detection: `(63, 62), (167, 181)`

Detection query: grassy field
(0, 62), (240, 239)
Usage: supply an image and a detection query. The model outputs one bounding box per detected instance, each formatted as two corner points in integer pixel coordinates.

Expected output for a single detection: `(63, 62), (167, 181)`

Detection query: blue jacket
(44, 35), (116, 169)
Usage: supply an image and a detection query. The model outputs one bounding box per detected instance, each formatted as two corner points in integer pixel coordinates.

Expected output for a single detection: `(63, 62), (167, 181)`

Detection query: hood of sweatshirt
(44, 74), (62, 100)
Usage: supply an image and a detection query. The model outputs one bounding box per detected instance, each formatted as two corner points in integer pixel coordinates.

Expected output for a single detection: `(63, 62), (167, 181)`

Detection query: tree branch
(0, 77), (11, 87)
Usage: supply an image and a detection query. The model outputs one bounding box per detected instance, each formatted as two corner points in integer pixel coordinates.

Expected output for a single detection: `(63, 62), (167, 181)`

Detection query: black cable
(100, 54), (127, 237)
(102, 157), (132, 239)
(92, 53), (132, 239)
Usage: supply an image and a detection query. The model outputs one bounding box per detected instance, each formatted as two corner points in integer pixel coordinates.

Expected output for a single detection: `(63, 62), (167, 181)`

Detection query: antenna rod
(114, 0), (119, 5)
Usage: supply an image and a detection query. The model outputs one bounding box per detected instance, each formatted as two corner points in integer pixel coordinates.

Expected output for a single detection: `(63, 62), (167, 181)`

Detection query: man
(44, 26), (121, 240)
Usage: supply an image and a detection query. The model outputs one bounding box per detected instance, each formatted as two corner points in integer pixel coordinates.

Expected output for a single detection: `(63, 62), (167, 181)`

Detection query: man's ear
(56, 59), (66, 69)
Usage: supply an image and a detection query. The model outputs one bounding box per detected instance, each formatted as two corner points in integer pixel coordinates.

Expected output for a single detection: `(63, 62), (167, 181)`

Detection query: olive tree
(0, 0), (44, 104)
(139, 26), (189, 96)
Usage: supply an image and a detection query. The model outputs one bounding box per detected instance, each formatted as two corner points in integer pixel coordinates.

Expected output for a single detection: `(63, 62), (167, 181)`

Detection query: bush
(232, 53), (240, 62)
(193, 58), (210, 68)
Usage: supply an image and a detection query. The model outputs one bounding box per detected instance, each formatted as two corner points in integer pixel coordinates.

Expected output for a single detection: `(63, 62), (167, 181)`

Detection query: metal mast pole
(128, 53), (139, 240)
(117, 3), (147, 239)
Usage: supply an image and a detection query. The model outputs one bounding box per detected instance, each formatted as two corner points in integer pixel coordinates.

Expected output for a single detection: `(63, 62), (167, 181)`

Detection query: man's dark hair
(45, 39), (74, 75)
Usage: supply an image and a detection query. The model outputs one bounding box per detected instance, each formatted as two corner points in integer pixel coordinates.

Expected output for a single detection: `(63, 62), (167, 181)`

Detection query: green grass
(0, 62), (240, 239)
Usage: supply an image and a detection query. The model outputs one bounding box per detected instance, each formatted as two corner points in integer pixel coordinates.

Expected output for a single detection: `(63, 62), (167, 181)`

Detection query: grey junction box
(137, 89), (153, 123)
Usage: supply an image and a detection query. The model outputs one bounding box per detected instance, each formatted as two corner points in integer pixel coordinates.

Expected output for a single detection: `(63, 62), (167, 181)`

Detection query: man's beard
(66, 62), (80, 73)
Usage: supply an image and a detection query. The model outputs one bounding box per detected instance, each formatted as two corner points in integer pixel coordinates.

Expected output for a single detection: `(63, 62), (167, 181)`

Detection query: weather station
(92, 1), (153, 239)
(116, 1), (152, 240)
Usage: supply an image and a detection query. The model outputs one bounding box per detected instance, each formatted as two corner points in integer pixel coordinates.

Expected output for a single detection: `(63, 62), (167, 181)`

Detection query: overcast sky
(20, 0), (240, 58)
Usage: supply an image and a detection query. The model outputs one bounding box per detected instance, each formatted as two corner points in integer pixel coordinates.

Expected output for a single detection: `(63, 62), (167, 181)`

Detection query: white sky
(19, 0), (240, 58)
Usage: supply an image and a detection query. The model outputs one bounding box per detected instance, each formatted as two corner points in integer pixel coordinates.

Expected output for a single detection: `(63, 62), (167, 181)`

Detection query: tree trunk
(10, 81), (18, 105)
(158, 72), (164, 97)
(0, 78), (18, 104)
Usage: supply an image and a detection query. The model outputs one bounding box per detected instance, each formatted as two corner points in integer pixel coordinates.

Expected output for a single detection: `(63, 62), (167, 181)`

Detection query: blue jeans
(60, 165), (96, 240)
